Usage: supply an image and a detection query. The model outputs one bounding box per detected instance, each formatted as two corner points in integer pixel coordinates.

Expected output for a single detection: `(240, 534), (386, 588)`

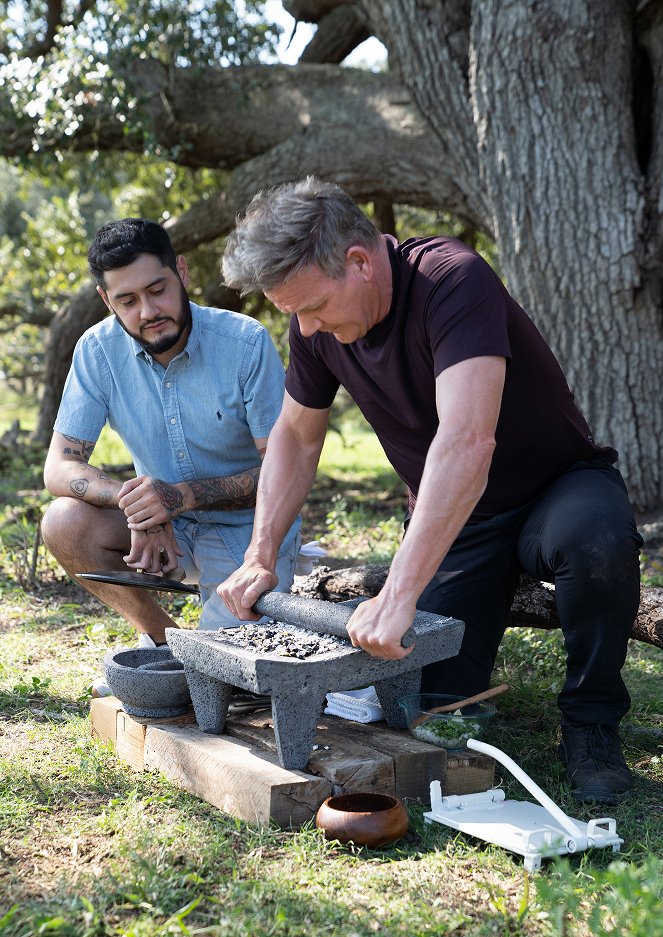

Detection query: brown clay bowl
(315, 792), (409, 847)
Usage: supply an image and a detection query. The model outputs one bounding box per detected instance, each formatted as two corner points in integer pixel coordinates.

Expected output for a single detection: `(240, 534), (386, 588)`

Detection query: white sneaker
(137, 633), (160, 649)
(90, 633), (164, 697)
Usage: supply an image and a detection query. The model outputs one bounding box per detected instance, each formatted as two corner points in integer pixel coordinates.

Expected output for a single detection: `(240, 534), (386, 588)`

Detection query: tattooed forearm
(62, 435), (95, 461)
(153, 479), (185, 518)
(70, 478), (89, 497)
(187, 467), (260, 511)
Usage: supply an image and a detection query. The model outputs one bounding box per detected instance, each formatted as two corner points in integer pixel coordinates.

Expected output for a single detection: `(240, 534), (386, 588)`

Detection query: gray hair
(223, 176), (381, 295)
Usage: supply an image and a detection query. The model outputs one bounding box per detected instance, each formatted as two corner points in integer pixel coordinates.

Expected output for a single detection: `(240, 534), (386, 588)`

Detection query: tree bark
(469, 0), (663, 509)
(33, 283), (107, 444)
(293, 565), (663, 650)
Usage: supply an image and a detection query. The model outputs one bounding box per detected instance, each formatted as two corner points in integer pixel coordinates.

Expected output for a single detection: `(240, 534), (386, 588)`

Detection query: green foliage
(394, 204), (499, 271)
(323, 492), (401, 563)
(1, 2), (280, 158)
(534, 857), (663, 936)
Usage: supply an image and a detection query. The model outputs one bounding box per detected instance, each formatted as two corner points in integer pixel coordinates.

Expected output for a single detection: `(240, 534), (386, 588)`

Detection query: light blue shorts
(172, 517), (301, 630)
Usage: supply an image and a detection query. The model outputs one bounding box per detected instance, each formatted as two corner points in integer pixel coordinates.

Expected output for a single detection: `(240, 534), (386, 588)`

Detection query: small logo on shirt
(216, 410), (223, 421)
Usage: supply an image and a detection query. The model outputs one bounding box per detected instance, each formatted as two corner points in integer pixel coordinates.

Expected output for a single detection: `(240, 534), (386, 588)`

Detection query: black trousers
(415, 458), (643, 727)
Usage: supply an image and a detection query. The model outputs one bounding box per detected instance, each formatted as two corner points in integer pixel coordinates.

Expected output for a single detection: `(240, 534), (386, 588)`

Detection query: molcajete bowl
(399, 693), (496, 749)
(316, 792), (409, 847)
(103, 647), (191, 718)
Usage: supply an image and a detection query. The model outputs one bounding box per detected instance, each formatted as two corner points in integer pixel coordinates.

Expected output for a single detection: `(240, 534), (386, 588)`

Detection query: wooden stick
(411, 683), (510, 728)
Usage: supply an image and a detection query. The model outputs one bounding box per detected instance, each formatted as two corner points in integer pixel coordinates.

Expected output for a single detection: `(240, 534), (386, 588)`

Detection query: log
(293, 566), (663, 651)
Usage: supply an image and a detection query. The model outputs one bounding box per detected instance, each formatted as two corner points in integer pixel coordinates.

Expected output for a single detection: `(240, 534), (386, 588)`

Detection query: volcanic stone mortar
(103, 646), (191, 718)
(166, 600), (464, 771)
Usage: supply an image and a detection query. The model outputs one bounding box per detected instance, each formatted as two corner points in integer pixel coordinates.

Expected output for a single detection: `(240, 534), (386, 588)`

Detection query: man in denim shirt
(42, 218), (300, 649)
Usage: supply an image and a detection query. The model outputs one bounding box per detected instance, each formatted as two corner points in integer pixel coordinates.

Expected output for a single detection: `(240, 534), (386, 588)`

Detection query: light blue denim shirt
(54, 302), (300, 558)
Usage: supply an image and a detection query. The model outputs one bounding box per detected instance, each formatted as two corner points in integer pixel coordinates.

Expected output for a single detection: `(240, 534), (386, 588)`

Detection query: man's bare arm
(120, 434), (270, 528)
(44, 432), (123, 507)
(346, 355), (507, 659)
(218, 394), (331, 619)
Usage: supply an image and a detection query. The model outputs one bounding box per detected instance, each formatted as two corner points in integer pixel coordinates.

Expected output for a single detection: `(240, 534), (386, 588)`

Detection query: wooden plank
(90, 696), (122, 745)
(225, 713), (395, 795)
(223, 711), (494, 800)
(444, 750), (496, 796)
(90, 696), (196, 771)
(327, 717), (448, 800)
(90, 697), (494, 827)
(143, 724), (331, 827)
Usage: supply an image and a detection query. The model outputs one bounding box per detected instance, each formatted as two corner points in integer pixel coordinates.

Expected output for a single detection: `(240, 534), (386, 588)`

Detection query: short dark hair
(87, 218), (178, 287)
(223, 177), (381, 295)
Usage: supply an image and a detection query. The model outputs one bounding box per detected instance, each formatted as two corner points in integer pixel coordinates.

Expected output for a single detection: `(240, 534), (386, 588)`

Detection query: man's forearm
(44, 433), (123, 507)
(245, 427), (322, 567)
(181, 466), (261, 513)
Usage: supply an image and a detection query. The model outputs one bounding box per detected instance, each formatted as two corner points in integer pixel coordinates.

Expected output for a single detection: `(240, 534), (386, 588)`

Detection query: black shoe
(559, 724), (632, 804)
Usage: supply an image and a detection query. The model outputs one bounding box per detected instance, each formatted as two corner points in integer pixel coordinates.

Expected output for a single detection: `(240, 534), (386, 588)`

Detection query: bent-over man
(217, 177), (642, 805)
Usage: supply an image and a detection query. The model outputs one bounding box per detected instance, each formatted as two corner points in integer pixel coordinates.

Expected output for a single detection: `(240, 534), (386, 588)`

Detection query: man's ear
(345, 245), (373, 281)
(176, 255), (190, 287)
(96, 285), (113, 312)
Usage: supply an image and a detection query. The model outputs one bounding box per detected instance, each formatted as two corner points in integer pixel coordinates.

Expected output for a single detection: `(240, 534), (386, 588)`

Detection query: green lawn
(0, 407), (662, 936)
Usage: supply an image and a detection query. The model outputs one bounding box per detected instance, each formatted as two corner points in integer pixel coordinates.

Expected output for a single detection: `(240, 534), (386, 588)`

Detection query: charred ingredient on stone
(210, 621), (348, 658)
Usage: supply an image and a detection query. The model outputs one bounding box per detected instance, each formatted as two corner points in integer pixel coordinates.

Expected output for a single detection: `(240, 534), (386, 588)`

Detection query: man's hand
(346, 595), (415, 660)
(119, 476), (187, 528)
(123, 522), (183, 574)
(217, 562), (278, 621)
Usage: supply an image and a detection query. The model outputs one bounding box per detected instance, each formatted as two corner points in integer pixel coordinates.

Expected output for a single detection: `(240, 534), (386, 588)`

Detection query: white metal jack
(424, 738), (623, 871)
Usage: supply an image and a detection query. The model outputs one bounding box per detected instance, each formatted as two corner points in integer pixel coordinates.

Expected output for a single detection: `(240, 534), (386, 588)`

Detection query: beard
(115, 281), (192, 356)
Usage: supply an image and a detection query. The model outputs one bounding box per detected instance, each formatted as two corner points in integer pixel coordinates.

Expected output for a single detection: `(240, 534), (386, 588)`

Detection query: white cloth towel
(324, 686), (384, 723)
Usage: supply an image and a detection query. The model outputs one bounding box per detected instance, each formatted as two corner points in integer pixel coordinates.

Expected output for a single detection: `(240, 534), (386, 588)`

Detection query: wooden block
(143, 724), (331, 827)
(225, 714), (395, 795)
(90, 697), (494, 826)
(330, 718), (447, 800)
(443, 750), (495, 795)
(90, 696), (196, 771)
(90, 696), (123, 745)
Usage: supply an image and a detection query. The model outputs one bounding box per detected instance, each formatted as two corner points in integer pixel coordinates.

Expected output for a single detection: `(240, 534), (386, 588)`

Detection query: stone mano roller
(76, 572), (419, 647)
(252, 591), (418, 648)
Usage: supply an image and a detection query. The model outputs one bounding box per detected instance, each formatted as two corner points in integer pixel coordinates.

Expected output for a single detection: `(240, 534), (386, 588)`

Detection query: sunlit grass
(0, 384), (38, 434)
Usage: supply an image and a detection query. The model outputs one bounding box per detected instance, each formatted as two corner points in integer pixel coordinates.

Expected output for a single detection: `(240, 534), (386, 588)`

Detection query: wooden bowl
(316, 792), (409, 847)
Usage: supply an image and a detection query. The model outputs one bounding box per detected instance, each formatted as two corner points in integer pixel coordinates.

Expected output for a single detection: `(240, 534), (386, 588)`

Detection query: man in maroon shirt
(218, 177), (642, 805)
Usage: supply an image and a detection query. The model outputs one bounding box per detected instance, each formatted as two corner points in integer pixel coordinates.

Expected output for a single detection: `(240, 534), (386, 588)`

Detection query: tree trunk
(469, 0), (663, 510)
(293, 565), (663, 650)
(33, 283), (107, 445)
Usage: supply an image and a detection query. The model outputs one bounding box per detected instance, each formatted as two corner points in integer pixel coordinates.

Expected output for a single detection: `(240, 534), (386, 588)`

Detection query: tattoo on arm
(70, 478), (89, 497)
(153, 480), (185, 518)
(187, 467), (260, 511)
(63, 435), (95, 462)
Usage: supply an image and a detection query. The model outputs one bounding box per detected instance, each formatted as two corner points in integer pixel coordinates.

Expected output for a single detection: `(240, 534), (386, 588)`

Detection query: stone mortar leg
(185, 668), (233, 734)
(373, 669), (422, 728)
(270, 688), (329, 771)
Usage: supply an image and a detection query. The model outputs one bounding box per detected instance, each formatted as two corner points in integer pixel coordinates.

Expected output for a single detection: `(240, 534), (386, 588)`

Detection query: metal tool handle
(253, 591), (416, 648)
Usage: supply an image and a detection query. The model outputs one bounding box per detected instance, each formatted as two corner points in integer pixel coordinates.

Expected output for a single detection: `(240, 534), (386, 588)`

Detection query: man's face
(99, 254), (192, 361)
(265, 251), (377, 345)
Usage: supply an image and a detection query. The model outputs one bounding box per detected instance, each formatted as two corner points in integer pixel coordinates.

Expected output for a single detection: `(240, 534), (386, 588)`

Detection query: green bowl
(398, 693), (496, 750)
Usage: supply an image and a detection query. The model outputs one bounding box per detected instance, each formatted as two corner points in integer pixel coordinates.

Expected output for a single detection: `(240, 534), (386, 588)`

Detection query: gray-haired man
(217, 177), (642, 805)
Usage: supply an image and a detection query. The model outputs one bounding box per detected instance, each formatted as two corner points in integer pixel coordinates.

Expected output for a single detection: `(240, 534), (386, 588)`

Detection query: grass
(1, 409), (662, 935)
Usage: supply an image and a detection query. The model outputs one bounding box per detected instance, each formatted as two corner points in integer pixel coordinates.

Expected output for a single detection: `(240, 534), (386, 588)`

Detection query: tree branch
(299, 7), (370, 63)
(293, 566), (663, 650)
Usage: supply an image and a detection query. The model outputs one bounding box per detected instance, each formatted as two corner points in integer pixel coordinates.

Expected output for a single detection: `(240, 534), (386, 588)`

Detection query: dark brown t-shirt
(285, 235), (615, 522)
